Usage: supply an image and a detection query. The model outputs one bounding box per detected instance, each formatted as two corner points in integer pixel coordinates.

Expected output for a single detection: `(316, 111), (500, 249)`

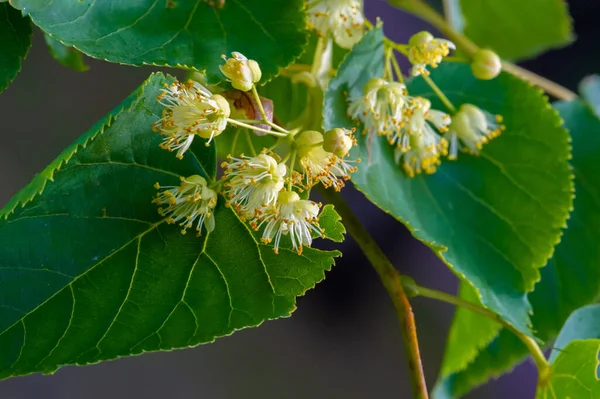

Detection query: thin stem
(287, 150), (297, 191)
(501, 61), (577, 100)
(250, 86), (290, 134)
(388, 0), (578, 101)
(319, 187), (429, 399)
(227, 119), (288, 137)
(414, 284), (550, 377)
(384, 47), (394, 80)
(244, 130), (257, 157)
(311, 37), (326, 77)
(230, 128), (241, 155)
(421, 74), (456, 113)
(391, 52), (405, 84)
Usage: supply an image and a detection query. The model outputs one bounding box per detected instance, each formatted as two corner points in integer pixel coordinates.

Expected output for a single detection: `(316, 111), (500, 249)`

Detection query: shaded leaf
(434, 99), (600, 398)
(324, 27), (572, 334)
(0, 2), (32, 93)
(460, 0), (574, 60)
(11, 0), (308, 82)
(43, 33), (89, 72)
(439, 281), (501, 377)
(550, 304), (600, 362)
(0, 72), (340, 379)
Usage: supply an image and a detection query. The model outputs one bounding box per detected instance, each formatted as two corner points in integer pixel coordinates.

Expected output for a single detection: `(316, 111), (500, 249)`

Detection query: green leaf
(550, 304), (600, 363)
(43, 33), (89, 72)
(434, 99), (600, 398)
(439, 281), (501, 377)
(11, 0), (308, 82)
(537, 305), (600, 398)
(0, 3), (32, 93)
(324, 27), (572, 334)
(537, 340), (600, 399)
(0, 72), (340, 379)
(459, 0), (574, 60)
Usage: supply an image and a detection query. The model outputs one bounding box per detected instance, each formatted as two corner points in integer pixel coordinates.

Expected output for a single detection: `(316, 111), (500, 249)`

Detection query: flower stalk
(319, 187), (430, 399)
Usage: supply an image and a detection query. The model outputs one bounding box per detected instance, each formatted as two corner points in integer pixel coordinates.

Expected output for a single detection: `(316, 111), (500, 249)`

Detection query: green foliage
(0, 73), (341, 379)
(11, 0), (308, 82)
(538, 306), (600, 398)
(0, 3), (32, 93)
(324, 27), (572, 334)
(43, 33), (89, 72)
(458, 0), (574, 60)
(439, 281), (501, 377)
(550, 304), (600, 362)
(434, 99), (600, 398)
(537, 340), (600, 399)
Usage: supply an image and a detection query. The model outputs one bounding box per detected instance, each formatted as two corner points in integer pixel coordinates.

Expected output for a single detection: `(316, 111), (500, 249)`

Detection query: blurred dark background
(0, 0), (596, 398)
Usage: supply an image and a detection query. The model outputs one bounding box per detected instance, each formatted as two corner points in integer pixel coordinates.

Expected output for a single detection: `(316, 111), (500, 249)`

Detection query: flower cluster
(307, 0), (364, 49)
(153, 52), (359, 254)
(348, 76), (503, 177)
(349, 78), (450, 176)
(222, 128), (358, 254)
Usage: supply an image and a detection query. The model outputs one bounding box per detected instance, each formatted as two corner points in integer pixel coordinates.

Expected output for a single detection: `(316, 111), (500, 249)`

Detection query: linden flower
(407, 31), (456, 77)
(393, 98), (449, 177)
(296, 130), (358, 191)
(258, 191), (323, 254)
(446, 104), (504, 160)
(387, 96), (450, 154)
(348, 78), (408, 137)
(222, 152), (287, 218)
(154, 80), (231, 159)
(153, 175), (217, 236)
(307, 0), (364, 49)
(220, 52), (262, 92)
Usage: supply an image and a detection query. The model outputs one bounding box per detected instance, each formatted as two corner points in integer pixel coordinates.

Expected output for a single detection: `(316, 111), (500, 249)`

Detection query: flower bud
(408, 31), (434, 47)
(323, 128), (353, 157)
(363, 78), (387, 95)
(295, 130), (324, 158)
(470, 49), (501, 80)
(220, 52), (262, 92)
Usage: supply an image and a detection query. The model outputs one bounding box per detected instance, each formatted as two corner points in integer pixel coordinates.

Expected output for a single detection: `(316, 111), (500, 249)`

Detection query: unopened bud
(323, 128), (353, 157)
(295, 130), (324, 158)
(220, 52), (262, 92)
(408, 31), (434, 47)
(363, 78), (387, 95)
(470, 49), (501, 80)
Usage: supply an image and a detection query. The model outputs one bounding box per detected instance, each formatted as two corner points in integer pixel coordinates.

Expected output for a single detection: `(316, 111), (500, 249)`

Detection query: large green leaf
(324, 27), (572, 334)
(433, 99), (600, 398)
(459, 0), (574, 60)
(0, 72), (341, 379)
(537, 339), (600, 399)
(0, 2), (32, 93)
(10, 0), (308, 82)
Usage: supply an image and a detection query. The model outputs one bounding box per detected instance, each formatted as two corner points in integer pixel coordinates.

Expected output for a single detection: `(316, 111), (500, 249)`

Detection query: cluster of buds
(306, 0), (364, 49)
(222, 128), (358, 254)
